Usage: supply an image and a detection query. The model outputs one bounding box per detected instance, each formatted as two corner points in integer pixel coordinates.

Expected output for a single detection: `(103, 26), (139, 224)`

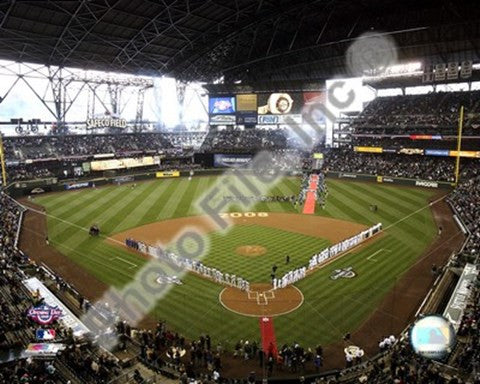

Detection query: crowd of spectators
(1, 122), (480, 383)
(323, 148), (457, 182)
(7, 165), (54, 182)
(200, 128), (288, 153)
(352, 90), (480, 135)
(448, 164), (480, 265)
(0, 193), (141, 383)
(3, 132), (174, 160)
(352, 137), (480, 151)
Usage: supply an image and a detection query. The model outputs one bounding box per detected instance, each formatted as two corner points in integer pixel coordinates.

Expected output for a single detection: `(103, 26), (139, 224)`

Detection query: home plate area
(248, 289), (276, 305)
(219, 283), (304, 317)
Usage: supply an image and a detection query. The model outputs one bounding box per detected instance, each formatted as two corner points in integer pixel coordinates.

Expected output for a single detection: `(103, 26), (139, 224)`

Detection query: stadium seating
(200, 128), (288, 153)
(352, 90), (480, 135)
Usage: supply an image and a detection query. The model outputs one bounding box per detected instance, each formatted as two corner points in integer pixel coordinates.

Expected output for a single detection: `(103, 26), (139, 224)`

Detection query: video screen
(209, 97), (236, 114)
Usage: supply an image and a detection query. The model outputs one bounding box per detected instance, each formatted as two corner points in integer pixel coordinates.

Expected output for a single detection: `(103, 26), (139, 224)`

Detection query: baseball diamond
(22, 176), (444, 348)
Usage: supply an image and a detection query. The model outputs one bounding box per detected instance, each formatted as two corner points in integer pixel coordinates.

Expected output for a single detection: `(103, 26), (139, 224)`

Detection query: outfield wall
(6, 169), (228, 197)
(6, 168), (454, 198)
(326, 171), (454, 189)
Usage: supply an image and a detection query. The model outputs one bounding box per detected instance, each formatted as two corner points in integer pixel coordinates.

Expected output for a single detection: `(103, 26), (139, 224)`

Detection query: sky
(1, 59), (479, 137)
(0, 60), (208, 134)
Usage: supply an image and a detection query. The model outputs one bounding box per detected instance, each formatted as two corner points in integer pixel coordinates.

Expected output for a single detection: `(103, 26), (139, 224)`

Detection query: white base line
(110, 257), (137, 269)
(367, 249), (384, 261)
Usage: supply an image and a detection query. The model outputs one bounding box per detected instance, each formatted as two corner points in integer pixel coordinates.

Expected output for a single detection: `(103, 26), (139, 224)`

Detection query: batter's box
(264, 290), (275, 300)
(246, 290), (275, 306)
(247, 291), (258, 300)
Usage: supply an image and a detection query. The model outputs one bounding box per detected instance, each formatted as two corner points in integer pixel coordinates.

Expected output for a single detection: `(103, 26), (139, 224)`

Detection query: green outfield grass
(34, 175), (439, 348)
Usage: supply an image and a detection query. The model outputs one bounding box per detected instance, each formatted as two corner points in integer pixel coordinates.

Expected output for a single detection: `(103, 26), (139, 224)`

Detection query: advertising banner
(213, 154), (253, 168)
(86, 118), (127, 130)
(209, 115), (236, 125)
(236, 111), (258, 125)
(236, 94), (257, 111)
(449, 150), (480, 158)
(156, 171), (180, 178)
(64, 182), (92, 190)
(28, 304), (63, 325)
(257, 114), (302, 125)
(398, 148), (424, 155)
(425, 149), (450, 157)
(410, 135), (443, 140)
(25, 343), (66, 357)
(415, 180), (439, 188)
(93, 153), (115, 159)
(354, 146), (383, 153)
(327, 172), (453, 189)
(114, 175), (135, 184)
(444, 264), (478, 331)
(90, 156), (159, 171)
(257, 92), (304, 115)
(23, 277), (90, 337)
(302, 91), (326, 125)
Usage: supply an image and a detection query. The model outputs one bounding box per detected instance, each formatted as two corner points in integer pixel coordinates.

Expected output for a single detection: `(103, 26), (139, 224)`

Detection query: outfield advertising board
(328, 171), (453, 189)
(213, 154), (252, 168)
(64, 181), (92, 190)
(156, 171), (180, 178)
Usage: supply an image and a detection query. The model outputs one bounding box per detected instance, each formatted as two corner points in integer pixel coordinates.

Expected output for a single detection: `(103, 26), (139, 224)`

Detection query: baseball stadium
(0, 1), (479, 384)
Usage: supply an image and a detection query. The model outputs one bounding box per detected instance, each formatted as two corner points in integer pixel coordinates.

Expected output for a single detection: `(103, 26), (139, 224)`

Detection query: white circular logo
(410, 315), (456, 360)
(346, 32), (398, 76)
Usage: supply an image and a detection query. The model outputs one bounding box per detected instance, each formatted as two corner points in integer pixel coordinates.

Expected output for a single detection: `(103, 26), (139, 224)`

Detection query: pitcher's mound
(236, 245), (267, 257)
(219, 283), (304, 317)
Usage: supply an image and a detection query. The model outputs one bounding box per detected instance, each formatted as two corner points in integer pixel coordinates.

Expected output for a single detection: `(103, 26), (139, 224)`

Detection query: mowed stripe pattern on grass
(169, 224), (330, 282)
(34, 177), (438, 347)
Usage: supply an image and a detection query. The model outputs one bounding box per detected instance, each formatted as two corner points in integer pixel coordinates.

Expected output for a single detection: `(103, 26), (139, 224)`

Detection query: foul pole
(454, 106), (464, 187)
(0, 134), (6, 187)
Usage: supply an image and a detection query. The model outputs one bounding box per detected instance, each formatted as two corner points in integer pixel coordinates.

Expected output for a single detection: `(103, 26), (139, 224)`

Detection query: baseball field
(28, 175), (441, 349)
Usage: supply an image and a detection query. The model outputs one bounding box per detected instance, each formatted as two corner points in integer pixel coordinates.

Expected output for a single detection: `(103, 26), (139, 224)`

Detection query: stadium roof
(0, 0), (479, 82)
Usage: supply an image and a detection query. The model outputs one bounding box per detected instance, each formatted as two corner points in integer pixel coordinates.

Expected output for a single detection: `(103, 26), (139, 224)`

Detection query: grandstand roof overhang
(0, 0), (479, 83)
(363, 69), (480, 90)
